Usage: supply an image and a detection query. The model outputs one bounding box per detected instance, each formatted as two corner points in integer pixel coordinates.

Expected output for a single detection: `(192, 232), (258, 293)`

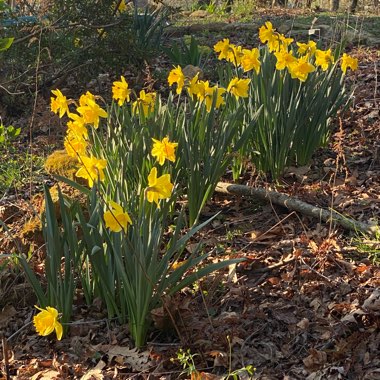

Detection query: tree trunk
(350, 0), (358, 12)
(330, 0), (339, 11)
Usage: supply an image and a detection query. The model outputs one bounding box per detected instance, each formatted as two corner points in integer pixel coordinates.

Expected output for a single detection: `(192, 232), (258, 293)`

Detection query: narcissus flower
(274, 49), (296, 70)
(151, 136), (178, 165)
(67, 113), (88, 138)
(241, 48), (261, 74)
(104, 201), (132, 232)
(76, 155), (107, 187)
(112, 76), (131, 106)
(116, 0), (126, 12)
(146, 167), (173, 207)
(278, 34), (294, 50)
(296, 40), (317, 56)
(259, 21), (276, 44)
(132, 90), (156, 117)
(341, 53), (358, 74)
(64, 130), (88, 158)
(187, 73), (201, 98)
(227, 78), (251, 99)
(33, 306), (63, 341)
(214, 38), (231, 60)
(315, 49), (334, 71)
(77, 98), (108, 129)
(79, 91), (96, 107)
(288, 57), (316, 82)
(168, 66), (185, 94)
(51, 89), (69, 118)
(226, 44), (244, 67)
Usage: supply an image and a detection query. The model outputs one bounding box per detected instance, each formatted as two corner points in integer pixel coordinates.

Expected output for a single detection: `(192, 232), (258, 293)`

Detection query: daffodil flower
(112, 76), (131, 106)
(104, 201), (132, 232)
(76, 155), (107, 187)
(168, 66), (185, 95)
(151, 137), (178, 165)
(241, 48), (261, 74)
(51, 89), (69, 118)
(145, 167), (173, 207)
(341, 53), (358, 74)
(33, 306), (63, 341)
(315, 49), (334, 71)
(227, 78), (251, 99)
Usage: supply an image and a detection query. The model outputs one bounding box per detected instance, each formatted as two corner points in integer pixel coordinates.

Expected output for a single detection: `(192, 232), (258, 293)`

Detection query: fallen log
(215, 182), (379, 236)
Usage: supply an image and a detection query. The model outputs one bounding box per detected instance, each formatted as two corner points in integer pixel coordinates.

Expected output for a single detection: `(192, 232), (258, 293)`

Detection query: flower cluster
(167, 67), (251, 112)
(50, 90), (108, 187)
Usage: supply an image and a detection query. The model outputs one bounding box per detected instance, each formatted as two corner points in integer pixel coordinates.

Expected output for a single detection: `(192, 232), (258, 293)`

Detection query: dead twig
(215, 182), (379, 236)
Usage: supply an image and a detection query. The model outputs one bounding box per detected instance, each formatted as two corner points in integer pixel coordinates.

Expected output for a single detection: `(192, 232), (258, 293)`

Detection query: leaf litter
(0, 44), (379, 379)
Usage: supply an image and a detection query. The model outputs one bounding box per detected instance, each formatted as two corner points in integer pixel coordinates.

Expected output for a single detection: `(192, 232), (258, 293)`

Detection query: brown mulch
(0, 44), (379, 380)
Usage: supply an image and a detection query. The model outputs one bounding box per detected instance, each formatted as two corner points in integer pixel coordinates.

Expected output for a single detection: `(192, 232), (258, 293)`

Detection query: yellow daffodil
(104, 201), (132, 232)
(259, 21), (276, 44)
(288, 57), (316, 82)
(151, 136), (178, 165)
(296, 40), (317, 56)
(112, 76), (131, 106)
(67, 113), (88, 138)
(226, 44), (244, 67)
(315, 49), (334, 71)
(341, 53), (358, 74)
(241, 48), (261, 74)
(76, 155), (107, 187)
(116, 0), (126, 12)
(146, 167), (173, 207)
(187, 73), (201, 98)
(274, 49), (296, 70)
(278, 34), (294, 50)
(204, 85), (226, 112)
(79, 91), (96, 107)
(214, 38), (231, 60)
(64, 130), (88, 158)
(51, 89), (69, 118)
(132, 90), (156, 117)
(168, 66), (185, 95)
(33, 306), (63, 341)
(227, 77), (251, 99)
(77, 98), (108, 129)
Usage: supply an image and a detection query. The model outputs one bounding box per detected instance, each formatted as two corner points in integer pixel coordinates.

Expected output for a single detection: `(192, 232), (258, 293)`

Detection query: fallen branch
(215, 182), (379, 236)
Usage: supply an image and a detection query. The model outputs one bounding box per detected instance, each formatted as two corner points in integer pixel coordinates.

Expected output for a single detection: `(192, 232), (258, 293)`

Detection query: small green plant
(354, 229), (380, 264)
(0, 123), (20, 146)
(164, 35), (212, 68)
(172, 348), (200, 379)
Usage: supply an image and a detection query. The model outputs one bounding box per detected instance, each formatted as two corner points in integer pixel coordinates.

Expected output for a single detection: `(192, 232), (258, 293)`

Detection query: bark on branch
(215, 182), (379, 236)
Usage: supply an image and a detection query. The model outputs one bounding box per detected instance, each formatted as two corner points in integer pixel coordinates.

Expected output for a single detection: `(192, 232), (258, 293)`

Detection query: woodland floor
(0, 8), (380, 380)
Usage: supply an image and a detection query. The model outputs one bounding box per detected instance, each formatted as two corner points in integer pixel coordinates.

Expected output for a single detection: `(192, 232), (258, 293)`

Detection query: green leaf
(0, 37), (14, 52)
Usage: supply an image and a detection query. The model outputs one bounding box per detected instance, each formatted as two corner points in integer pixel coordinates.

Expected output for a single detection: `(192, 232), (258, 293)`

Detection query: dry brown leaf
(105, 345), (151, 372)
(0, 305), (17, 328)
(30, 369), (61, 380)
(303, 348), (327, 371)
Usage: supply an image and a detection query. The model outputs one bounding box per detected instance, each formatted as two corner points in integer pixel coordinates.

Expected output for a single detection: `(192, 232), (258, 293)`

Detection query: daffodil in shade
(146, 167), (173, 208)
(241, 48), (261, 74)
(77, 97), (108, 129)
(76, 155), (107, 187)
(341, 53), (358, 74)
(226, 44), (244, 67)
(104, 201), (132, 232)
(259, 21), (276, 44)
(116, 0), (126, 12)
(214, 38), (231, 60)
(67, 113), (88, 138)
(132, 90), (156, 117)
(315, 49), (334, 71)
(51, 89), (70, 118)
(33, 306), (63, 340)
(204, 85), (225, 112)
(296, 40), (317, 57)
(274, 49), (296, 71)
(168, 66), (185, 95)
(112, 76), (131, 106)
(227, 77), (251, 99)
(151, 136), (178, 165)
(64, 130), (88, 158)
(187, 73), (201, 98)
(288, 57), (316, 82)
